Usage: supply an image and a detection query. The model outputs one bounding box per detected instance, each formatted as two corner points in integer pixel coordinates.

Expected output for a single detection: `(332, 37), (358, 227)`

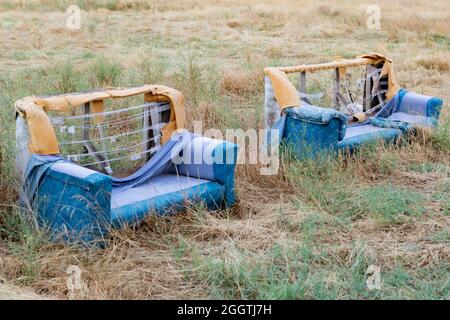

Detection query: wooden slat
(299, 71), (306, 94)
(82, 102), (112, 174)
(277, 57), (372, 74)
(336, 92), (350, 108)
(298, 71), (313, 104)
(364, 65), (372, 111)
(334, 68), (340, 109)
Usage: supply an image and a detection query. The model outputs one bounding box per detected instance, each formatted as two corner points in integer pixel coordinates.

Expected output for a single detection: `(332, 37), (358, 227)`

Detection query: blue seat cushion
(387, 112), (437, 127)
(110, 174), (225, 227)
(337, 124), (402, 151)
(342, 124), (388, 139)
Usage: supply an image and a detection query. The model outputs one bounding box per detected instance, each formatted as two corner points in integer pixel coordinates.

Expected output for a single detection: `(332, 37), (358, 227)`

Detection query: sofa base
(111, 175), (225, 228)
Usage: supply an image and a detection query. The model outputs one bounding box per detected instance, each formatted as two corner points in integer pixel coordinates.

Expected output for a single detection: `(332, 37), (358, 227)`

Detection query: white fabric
(175, 136), (223, 181)
(264, 76), (282, 129)
(62, 102), (169, 121)
(343, 124), (387, 140)
(398, 92), (429, 116)
(387, 112), (429, 125)
(15, 116), (31, 180)
(50, 162), (98, 179)
(111, 174), (211, 209)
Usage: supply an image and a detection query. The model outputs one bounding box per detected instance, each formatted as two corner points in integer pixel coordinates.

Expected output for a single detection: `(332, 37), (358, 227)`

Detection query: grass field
(0, 0), (449, 299)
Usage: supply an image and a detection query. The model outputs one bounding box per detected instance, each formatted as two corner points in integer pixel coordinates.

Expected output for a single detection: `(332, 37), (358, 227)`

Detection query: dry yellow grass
(0, 281), (54, 299)
(0, 0), (449, 299)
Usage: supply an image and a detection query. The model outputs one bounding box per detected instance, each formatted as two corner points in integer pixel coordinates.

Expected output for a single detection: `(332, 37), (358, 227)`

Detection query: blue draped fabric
(111, 130), (195, 190)
(22, 154), (68, 207)
(23, 130), (195, 207)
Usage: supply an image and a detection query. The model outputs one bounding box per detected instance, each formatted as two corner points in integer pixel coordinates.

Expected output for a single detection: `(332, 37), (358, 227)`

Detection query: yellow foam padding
(15, 85), (187, 155)
(160, 121), (177, 145)
(15, 99), (59, 155)
(91, 100), (105, 124)
(33, 92), (111, 112)
(352, 113), (368, 122)
(143, 85), (186, 129)
(106, 85), (153, 98)
(263, 67), (300, 109)
(358, 53), (400, 101)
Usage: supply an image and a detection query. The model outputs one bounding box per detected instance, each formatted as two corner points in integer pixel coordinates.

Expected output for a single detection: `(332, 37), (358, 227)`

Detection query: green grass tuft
(356, 184), (425, 224)
(90, 56), (123, 87)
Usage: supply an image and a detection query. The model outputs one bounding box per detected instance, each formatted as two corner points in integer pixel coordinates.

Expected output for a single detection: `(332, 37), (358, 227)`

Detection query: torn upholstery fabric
(14, 85), (186, 155)
(263, 52), (400, 112)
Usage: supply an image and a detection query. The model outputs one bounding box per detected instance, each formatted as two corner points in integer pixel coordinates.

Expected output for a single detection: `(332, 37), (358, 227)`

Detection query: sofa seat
(387, 112), (433, 126)
(342, 124), (389, 139)
(29, 134), (238, 244)
(337, 124), (402, 151)
(110, 174), (224, 227)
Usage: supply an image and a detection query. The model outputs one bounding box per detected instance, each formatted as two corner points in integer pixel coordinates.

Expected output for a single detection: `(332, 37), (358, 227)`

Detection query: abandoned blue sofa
(263, 54), (444, 160)
(282, 89), (443, 159)
(25, 134), (237, 244)
(15, 85), (238, 245)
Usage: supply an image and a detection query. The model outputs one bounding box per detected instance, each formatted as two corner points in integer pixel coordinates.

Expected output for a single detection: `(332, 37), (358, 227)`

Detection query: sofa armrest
(283, 105), (347, 159)
(34, 162), (112, 244)
(175, 136), (238, 207)
(397, 91), (443, 120)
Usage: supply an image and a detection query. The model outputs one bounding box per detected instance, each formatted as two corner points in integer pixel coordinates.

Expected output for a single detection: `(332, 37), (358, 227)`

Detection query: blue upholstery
(174, 137), (238, 206)
(337, 126), (403, 152)
(283, 105), (346, 159)
(31, 136), (238, 245)
(395, 90), (442, 119)
(111, 176), (225, 228)
(35, 167), (112, 244)
(285, 105), (347, 140)
(282, 90), (443, 159)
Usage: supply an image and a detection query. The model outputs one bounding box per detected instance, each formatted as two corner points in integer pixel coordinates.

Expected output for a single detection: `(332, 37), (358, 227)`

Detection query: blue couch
(32, 136), (238, 244)
(282, 89), (443, 159)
